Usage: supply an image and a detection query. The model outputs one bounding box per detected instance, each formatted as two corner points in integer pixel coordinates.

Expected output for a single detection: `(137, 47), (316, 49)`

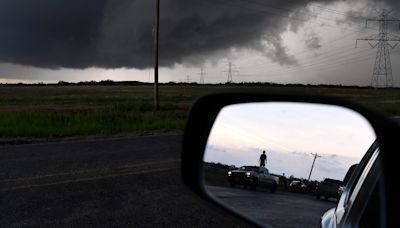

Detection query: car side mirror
(182, 92), (400, 227)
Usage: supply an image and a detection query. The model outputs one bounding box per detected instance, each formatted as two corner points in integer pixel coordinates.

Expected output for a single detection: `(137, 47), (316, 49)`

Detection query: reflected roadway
(206, 185), (336, 228)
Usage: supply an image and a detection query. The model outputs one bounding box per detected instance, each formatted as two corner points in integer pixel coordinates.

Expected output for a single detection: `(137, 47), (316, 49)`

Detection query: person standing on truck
(259, 151), (267, 167)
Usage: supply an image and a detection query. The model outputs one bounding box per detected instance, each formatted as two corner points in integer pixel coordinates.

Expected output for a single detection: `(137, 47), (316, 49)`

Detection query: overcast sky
(203, 102), (376, 181)
(0, 0), (400, 85)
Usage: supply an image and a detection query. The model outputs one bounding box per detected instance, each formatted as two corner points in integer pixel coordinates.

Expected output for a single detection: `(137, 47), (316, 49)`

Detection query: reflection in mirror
(203, 102), (376, 227)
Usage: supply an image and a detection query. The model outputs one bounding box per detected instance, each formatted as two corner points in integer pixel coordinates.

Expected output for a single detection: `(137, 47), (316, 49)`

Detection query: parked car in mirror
(288, 180), (307, 193)
(316, 178), (343, 201)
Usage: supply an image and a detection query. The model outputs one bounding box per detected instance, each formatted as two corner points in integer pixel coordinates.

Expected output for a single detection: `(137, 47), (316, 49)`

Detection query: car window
(358, 178), (384, 228)
(240, 166), (258, 172)
(343, 164), (358, 186)
(348, 147), (380, 204)
(259, 167), (270, 175)
(335, 141), (379, 225)
(345, 142), (379, 202)
(344, 150), (383, 227)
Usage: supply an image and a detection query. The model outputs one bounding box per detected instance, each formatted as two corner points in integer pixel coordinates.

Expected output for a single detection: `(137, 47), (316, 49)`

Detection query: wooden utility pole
(153, 0), (160, 110)
(308, 153), (321, 181)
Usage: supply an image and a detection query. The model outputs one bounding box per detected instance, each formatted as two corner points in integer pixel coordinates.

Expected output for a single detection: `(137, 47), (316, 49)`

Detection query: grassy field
(0, 84), (399, 139)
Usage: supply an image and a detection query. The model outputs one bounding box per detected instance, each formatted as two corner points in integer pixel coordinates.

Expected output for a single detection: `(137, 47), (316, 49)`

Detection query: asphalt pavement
(0, 135), (249, 227)
(206, 186), (336, 228)
(0, 134), (340, 227)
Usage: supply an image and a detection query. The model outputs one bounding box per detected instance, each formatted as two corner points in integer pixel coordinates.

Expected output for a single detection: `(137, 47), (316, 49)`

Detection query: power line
(240, 46), (373, 77)
(239, 55), (374, 80)
(205, 41), (375, 83)
(248, 0), (373, 29)
(236, 21), (378, 70)
(206, 49), (374, 83)
(264, 48), (373, 74)
(237, 30), (365, 72)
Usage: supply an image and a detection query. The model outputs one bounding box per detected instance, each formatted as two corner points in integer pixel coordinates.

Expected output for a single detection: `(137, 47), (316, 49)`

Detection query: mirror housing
(182, 91), (400, 227)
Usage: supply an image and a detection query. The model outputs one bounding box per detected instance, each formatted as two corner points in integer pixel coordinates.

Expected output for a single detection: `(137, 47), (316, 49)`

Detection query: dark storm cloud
(263, 37), (298, 65)
(2, 0), (394, 69)
(288, 6), (315, 33)
(0, 0), (107, 69)
(342, 0), (400, 27)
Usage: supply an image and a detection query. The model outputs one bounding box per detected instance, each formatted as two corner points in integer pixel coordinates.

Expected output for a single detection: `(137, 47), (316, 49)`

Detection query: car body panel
(321, 208), (336, 228)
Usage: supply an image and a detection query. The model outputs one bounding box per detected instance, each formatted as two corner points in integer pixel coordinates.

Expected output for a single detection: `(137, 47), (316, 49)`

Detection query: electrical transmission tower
(308, 153), (321, 181)
(222, 62), (238, 83)
(198, 67), (206, 84)
(356, 10), (400, 88)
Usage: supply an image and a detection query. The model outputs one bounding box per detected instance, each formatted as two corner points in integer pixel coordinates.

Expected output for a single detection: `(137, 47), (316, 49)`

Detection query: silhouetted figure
(259, 151), (267, 167)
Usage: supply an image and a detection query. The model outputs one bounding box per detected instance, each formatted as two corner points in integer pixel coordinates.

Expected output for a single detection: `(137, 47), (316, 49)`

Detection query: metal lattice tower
(356, 10), (400, 88)
(198, 67), (206, 84)
(223, 62), (238, 83)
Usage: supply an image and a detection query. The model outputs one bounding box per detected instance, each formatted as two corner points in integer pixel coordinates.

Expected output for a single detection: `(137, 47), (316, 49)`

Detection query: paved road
(207, 186), (336, 228)
(0, 135), (248, 227)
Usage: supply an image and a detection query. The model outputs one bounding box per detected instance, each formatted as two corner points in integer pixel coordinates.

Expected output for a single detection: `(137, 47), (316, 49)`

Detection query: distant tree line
(1, 80), (398, 89)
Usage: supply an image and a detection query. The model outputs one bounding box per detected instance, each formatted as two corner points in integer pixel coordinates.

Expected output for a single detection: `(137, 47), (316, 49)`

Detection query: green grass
(0, 84), (399, 139)
(0, 107), (185, 137)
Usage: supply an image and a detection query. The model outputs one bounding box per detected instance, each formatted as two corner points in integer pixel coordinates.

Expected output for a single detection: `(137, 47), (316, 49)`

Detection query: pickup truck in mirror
(227, 166), (278, 192)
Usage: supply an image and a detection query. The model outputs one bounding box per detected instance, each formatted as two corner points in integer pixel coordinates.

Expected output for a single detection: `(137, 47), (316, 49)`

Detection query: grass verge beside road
(0, 108), (185, 137)
(0, 84), (399, 139)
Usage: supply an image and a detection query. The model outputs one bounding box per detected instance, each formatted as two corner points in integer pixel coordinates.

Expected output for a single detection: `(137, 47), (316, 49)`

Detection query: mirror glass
(203, 102), (376, 227)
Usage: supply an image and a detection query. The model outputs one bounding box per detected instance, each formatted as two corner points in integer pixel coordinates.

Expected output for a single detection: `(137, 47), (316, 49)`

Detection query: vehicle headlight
(228, 171), (232, 176)
(245, 172), (251, 176)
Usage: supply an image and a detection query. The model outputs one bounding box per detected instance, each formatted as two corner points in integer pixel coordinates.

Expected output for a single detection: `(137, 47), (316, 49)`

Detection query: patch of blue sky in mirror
(204, 102), (376, 181)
